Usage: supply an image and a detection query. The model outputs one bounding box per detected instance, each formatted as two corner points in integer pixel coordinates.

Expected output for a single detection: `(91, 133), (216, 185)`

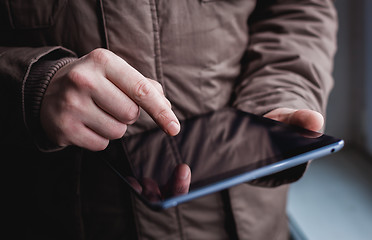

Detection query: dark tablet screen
(101, 108), (343, 210)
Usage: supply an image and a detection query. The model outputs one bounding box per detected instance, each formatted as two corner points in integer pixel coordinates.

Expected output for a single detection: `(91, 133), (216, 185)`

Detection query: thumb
(264, 108), (324, 132)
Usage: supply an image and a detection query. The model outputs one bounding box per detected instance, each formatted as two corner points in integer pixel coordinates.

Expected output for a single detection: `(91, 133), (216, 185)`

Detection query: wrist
(24, 57), (77, 151)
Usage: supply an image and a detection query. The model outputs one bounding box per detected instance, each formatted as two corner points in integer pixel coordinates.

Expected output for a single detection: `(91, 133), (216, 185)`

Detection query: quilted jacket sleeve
(0, 46), (77, 150)
(233, 0), (338, 117)
(232, 0), (338, 187)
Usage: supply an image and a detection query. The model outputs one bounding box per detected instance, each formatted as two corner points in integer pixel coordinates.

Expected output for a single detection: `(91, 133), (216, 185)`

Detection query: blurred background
(287, 1), (372, 239)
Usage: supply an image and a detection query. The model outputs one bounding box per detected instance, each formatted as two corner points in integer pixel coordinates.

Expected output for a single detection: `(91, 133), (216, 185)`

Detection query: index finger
(101, 50), (180, 136)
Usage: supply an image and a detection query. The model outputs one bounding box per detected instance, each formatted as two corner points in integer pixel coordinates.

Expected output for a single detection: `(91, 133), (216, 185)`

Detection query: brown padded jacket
(0, 0), (337, 239)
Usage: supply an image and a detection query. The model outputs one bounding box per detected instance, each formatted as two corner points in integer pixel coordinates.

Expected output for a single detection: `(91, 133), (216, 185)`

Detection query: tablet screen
(102, 108), (343, 210)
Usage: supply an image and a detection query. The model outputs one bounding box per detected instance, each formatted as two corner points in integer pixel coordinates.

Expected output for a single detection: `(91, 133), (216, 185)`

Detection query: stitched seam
(166, 136), (185, 239)
(175, 206), (185, 240)
(99, 0), (110, 49)
(121, 141), (142, 239)
(149, 0), (166, 92)
(221, 190), (239, 240)
(167, 136), (183, 165)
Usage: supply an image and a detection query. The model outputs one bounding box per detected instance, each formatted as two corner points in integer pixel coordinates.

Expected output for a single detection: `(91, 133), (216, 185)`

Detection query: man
(0, 0), (337, 239)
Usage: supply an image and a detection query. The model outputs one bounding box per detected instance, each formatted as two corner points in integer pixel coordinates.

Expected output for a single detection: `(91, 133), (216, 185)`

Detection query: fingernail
(167, 120), (180, 136)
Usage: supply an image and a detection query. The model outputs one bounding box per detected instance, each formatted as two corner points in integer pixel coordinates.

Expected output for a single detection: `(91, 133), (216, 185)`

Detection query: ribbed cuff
(24, 57), (76, 151)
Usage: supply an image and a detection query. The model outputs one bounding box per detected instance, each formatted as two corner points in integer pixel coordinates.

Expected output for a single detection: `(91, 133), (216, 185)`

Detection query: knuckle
(155, 108), (169, 124)
(67, 68), (94, 91)
(151, 80), (164, 93)
(133, 79), (152, 101)
(91, 139), (110, 151)
(114, 103), (139, 124)
(125, 104), (140, 124)
(89, 48), (111, 66)
(102, 119), (128, 140)
(110, 124), (128, 139)
(67, 68), (83, 83)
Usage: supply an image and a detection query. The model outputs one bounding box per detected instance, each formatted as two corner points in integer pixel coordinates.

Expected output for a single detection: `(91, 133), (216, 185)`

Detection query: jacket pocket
(6, 0), (66, 29)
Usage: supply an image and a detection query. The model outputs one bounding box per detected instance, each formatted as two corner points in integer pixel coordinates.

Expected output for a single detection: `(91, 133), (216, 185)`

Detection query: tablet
(101, 108), (344, 210)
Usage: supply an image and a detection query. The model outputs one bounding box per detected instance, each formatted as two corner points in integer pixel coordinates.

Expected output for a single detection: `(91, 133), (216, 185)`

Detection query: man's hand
(40, 48), (180, 151)
(264, 108), (324, 132)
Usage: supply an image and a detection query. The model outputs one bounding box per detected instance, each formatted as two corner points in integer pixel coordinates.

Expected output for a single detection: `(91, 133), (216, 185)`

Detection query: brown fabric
(25, 57), (77, 151)
(0, 0), (337, 239)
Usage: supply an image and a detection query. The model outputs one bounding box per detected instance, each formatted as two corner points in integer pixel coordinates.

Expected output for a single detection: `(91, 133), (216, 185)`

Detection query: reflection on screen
(104, 108), (332, 203)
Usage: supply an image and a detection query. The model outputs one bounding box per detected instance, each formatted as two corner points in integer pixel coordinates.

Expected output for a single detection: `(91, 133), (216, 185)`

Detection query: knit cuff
(24, 57), (76, 151)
